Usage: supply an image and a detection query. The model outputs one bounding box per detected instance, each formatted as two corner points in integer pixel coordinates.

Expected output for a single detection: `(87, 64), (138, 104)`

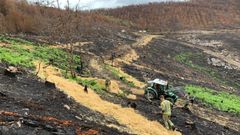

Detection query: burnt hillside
(1, 0), (240, 39)
(100, 0), (240, 31)
(0, 0), (129, 42)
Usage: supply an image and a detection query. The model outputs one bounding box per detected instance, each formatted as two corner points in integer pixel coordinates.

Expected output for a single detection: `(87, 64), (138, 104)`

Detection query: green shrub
(0, 36), (34, 45)
(0, 46), (34, 68)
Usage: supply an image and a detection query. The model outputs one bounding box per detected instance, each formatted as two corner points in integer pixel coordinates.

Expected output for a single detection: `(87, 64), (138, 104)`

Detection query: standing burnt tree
(40, 0), (82, 78)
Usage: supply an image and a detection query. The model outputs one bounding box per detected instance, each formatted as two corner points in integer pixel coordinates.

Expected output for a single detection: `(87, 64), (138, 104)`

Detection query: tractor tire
(145, 91), (155, 102)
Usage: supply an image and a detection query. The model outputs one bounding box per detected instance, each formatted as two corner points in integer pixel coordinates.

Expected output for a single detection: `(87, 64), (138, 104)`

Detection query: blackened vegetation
(0, 65), (129, 135)
(121, 37), (240, 94)
(127, 102), (137, 109)
(4, 69), (17, 77)
(2, 0), (240, 43)
(99, 0), (240, 31)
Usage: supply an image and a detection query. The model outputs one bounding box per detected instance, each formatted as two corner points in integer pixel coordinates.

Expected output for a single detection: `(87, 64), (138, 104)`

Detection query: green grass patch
(185, 85), (240, 115)
(0, 36), (106, 94)
(68, 76), (106, 94)
(117, 89), (131, 98)
(79, 79), (105, 94)
(117, 91), (127, 98)
(120, 76), (135, 87)
(0, 36), (34, 45)
(0, 47), (34, 68)
(0, 35), (81, 70)
(104, 64), (136, 87)
(175, 52), (206, 71)
(32, 46), (80, 70)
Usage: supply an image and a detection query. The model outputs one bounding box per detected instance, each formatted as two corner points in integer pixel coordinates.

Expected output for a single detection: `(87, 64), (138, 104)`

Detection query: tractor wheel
(145, 91), (155, 102)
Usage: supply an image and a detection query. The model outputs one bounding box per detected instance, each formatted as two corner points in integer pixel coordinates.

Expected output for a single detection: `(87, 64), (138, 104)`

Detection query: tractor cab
(151, 79), (168, 95)
(144, 79), (178, 103)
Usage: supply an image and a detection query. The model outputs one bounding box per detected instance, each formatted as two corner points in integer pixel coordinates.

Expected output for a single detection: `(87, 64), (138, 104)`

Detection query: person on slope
(160, 95), (175, 130)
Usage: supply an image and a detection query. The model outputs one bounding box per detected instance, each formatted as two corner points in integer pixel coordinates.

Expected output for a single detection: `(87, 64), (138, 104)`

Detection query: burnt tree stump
(45, 81), (56, 89)
(84, 85), (88, 93)
(127, 101), (137, 109)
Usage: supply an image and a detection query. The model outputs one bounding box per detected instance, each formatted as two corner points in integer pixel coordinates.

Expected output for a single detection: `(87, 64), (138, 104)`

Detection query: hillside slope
(0, 31), (239, 134)
(1, 0), (240, 39)
(0, 0), (240, 135)
(100, 0), (240, 31)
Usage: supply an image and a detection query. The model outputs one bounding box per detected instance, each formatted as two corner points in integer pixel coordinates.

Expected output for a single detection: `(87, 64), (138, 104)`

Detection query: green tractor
(144, 79), (178, 103)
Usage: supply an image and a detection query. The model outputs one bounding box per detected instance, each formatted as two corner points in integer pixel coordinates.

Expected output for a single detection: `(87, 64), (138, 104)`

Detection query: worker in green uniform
(160, 95), (175, 130)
